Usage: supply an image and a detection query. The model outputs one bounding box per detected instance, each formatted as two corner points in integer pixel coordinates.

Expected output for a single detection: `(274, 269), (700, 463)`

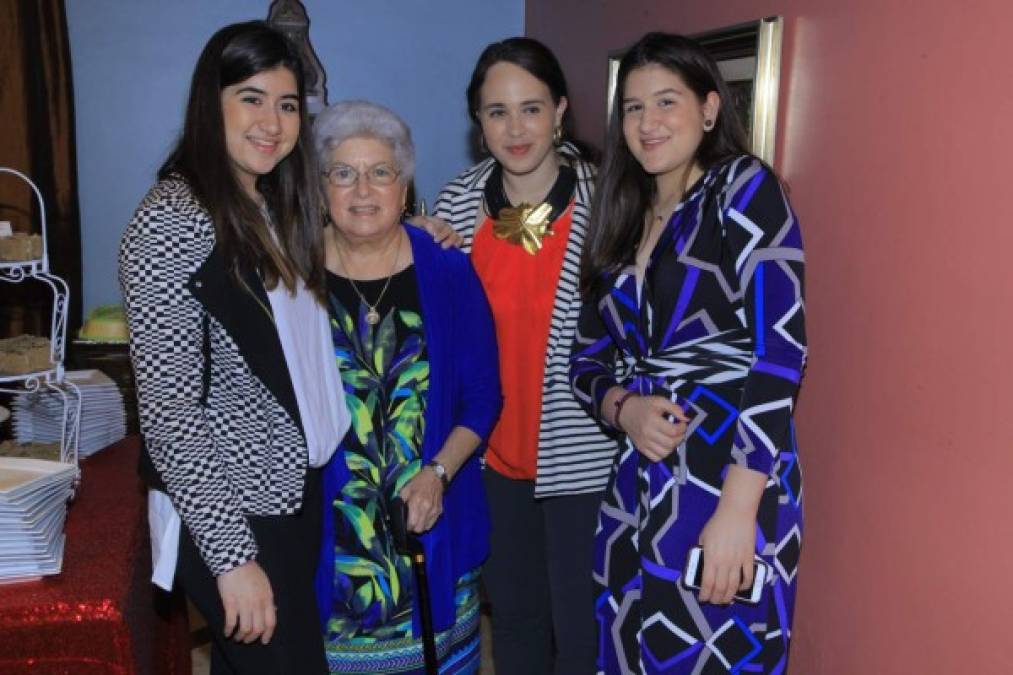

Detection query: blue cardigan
(316, 224), (502, 635)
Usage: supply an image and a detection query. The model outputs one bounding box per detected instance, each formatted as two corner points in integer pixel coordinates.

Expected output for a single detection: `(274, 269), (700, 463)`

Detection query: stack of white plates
(0, 457), (77, 583)
(13, 370), (126, 458)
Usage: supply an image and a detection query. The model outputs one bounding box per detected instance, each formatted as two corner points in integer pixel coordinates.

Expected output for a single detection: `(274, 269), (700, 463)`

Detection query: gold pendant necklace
(334, 230), (402, 326)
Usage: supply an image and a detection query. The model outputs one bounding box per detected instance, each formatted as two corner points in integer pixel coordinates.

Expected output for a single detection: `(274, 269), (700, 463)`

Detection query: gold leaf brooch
(492, 202), (554, 255)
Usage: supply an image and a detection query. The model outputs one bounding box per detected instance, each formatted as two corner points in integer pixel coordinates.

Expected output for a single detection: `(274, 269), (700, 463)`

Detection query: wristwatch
(426, 460), (450, 491)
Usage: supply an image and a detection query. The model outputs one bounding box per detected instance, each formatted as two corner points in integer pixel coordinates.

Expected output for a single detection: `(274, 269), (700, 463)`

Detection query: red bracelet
(613, 391), (637, 432)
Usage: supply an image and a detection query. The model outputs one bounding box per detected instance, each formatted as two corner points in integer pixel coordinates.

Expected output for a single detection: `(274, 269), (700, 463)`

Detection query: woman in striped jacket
(428, 37), (618, 675)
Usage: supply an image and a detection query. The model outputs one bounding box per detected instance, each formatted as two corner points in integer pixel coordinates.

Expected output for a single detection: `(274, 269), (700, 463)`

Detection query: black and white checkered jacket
(119, 177), (310, 576)
(433, 145), (619, 497)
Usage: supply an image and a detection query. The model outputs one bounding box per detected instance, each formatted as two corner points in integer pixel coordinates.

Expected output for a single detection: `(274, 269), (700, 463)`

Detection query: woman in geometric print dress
(571, 33), (806, 673)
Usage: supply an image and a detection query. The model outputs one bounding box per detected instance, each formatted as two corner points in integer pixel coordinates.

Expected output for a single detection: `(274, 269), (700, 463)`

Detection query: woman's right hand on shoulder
(620, 395), (690, 462)
(216, 560), (276, 645)
(408, 215), (463, 249)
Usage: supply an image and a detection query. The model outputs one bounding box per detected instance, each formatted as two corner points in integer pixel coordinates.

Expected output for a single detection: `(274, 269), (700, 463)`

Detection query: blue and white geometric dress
(571, 156), (806, 674)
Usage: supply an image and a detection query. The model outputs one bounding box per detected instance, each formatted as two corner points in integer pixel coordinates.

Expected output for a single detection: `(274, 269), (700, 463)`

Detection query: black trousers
(176, 469), (327, 675)
(482, 467), (603, 675)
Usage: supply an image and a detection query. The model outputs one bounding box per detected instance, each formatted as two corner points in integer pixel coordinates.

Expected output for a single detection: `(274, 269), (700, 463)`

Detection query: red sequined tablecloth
(0, 436), (191, 674)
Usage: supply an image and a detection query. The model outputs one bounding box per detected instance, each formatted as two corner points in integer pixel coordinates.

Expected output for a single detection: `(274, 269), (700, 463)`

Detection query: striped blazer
(433, 146), (618, 497)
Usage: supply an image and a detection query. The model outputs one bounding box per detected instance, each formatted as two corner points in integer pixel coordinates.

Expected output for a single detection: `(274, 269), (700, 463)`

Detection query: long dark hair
(581, 32), (750, 297)
(466, 37), (595, 161)
(160, 20), (324, 299)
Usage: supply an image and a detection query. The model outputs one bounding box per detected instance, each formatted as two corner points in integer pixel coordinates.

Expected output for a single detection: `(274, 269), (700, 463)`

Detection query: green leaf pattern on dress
(325, 298), (429, 643)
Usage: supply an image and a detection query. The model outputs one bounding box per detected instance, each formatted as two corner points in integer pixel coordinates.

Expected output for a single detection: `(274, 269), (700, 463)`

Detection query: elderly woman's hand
(399, 467), (444, 533)
(408, 215), (463, 249)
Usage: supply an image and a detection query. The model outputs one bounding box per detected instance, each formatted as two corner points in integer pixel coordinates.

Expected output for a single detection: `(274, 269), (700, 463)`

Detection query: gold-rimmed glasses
(322, 163), (401, 188)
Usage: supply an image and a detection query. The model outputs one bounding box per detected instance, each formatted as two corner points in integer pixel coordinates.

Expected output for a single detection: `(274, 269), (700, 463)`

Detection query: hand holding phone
(681, 545), (768, 604)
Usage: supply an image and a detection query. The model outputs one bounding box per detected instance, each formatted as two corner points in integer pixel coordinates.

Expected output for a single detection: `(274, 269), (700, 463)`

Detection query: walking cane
(391, 497), (439, 675)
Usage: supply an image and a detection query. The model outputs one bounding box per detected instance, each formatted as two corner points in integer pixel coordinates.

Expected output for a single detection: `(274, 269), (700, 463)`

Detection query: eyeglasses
(322, 163), (401, 187)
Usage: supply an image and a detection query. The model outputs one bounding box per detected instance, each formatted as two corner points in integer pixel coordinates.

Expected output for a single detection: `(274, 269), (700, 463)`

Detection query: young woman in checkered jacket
(119, 22), (349, 673)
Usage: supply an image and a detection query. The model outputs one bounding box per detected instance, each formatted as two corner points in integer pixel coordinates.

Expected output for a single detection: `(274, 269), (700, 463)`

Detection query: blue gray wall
(66, 0), (523, 311)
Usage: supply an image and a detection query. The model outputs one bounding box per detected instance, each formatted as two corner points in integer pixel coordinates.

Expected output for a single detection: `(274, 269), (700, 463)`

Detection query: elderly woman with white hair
(311, 99), (502, 674)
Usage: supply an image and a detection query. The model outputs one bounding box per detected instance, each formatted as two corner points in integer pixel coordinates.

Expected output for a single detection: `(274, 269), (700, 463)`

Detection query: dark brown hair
(160, 20), (325, 299)
(466, 36), (597, 160)
(581, 32), (751, 297)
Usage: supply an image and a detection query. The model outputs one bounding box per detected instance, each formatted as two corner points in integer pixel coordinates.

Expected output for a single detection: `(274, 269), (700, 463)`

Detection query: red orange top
(471, 203), (574, 479)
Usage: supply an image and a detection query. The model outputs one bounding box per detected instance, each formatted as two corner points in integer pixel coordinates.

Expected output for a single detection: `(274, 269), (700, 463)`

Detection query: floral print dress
(319, 266), (481, 674)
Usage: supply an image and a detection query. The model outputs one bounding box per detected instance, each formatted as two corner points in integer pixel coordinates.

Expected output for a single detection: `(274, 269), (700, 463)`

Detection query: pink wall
(527, 1), (1013, 672)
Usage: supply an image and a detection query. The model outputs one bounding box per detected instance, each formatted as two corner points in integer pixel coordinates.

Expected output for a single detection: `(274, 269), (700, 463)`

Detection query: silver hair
(312, 100), (415, 181)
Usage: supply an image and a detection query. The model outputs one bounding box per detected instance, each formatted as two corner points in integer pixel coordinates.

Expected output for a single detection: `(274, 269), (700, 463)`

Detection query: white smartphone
(681, 545), (768, 604)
